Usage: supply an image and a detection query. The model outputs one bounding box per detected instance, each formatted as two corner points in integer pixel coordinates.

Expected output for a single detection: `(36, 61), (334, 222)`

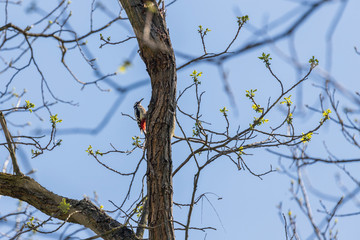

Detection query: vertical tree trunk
(118, 1), (176, 239)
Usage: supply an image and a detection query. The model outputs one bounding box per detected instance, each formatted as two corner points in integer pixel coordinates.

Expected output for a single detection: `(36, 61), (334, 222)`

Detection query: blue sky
(1, 0), (360, 239)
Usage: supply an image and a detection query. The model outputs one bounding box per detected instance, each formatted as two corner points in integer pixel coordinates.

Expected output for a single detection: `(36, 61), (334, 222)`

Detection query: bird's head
(134, 98), (144, 108)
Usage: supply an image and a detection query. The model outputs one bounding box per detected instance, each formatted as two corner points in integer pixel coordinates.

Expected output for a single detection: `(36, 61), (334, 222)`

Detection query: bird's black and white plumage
(133, 98), (147, 134)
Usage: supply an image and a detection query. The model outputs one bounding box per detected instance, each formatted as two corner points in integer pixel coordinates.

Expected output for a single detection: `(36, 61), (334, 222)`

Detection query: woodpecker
(134, 98), (147, 134)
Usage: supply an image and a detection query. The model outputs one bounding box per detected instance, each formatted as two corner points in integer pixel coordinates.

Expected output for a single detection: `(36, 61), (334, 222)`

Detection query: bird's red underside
(141, 120), (146, 132)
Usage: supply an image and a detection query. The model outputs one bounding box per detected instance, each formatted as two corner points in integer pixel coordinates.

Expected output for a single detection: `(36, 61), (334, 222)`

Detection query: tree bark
(0, 173), (136, 240)
(0, 1), (176, 239)
(118, 1), (177, 239)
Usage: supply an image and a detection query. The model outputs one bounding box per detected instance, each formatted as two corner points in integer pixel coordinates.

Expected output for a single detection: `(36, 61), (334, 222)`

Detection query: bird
(134, 98), (147, 134)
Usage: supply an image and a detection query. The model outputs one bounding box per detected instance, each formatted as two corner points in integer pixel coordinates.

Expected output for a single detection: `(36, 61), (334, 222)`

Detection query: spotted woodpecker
(134, 98), (147, 134)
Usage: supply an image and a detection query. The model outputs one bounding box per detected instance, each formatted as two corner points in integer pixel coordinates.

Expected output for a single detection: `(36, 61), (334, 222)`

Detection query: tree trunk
(118, 1), (177, 239)
(0, 1), (176, 239)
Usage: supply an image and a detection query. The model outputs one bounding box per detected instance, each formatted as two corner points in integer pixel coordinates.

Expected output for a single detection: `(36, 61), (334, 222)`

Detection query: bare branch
(0, 173), (136, 240)
(0, 111), (22, 175)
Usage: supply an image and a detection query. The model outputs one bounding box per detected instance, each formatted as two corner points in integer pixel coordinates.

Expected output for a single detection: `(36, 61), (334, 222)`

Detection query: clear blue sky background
(1, 0), (360, 239)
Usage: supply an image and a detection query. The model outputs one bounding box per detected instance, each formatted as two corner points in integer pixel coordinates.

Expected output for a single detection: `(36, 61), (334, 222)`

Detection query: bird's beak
(138, 98), (144, 103)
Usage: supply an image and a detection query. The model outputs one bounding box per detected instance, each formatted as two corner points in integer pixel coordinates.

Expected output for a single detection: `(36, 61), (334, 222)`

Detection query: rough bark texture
(0, 173), (136, 240)
(118, 1), (177, 239)
(0, 1), (176, 239)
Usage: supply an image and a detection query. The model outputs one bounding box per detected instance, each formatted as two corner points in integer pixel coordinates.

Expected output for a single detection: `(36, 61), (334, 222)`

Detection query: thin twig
(0, 111), (22, 176)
